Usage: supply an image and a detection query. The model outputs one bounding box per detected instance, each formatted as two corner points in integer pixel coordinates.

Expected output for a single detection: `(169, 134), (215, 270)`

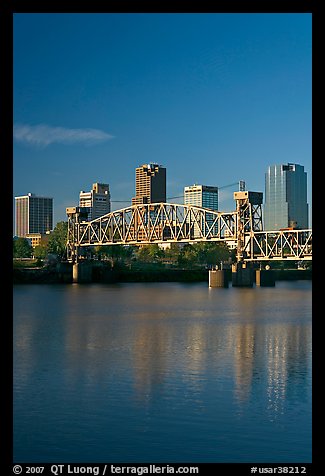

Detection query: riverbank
(13, 264), (312, 284)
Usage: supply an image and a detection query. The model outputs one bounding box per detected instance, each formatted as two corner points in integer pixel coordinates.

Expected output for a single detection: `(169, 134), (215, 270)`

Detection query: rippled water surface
(13, 281), (312, 463)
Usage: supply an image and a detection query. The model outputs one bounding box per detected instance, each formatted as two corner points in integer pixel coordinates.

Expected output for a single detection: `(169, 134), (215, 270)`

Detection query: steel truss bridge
(66, 192), (312, 263)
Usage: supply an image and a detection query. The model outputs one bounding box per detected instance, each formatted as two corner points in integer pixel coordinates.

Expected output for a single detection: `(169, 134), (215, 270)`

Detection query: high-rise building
(15, 193), (53, 237)
(184, 184), (219, 237)
(132, 163), (166, 205)
(184, 184), (219, 210)
(264, 163), (308, 230)
(79, 183), (111, 221)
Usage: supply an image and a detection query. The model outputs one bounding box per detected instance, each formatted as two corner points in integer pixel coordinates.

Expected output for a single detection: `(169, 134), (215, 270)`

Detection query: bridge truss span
(67, 203), (238, 258)
(66, 198), (312, 263)
(242, 229), (312, 261)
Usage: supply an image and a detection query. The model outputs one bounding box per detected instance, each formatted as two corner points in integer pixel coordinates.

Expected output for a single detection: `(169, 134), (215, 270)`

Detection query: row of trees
(13, 237), (33, 259)
(92, 241), (233, 269)
(13, 220), (233, 269)
(13, 221), (68, 259)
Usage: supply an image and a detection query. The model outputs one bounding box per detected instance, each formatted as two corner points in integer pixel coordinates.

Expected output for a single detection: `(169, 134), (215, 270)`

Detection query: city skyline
(13, 13), (312, 225)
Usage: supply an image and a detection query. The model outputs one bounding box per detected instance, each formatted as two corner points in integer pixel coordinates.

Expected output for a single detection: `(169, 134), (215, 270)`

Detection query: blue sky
(13, 13), (312, 226)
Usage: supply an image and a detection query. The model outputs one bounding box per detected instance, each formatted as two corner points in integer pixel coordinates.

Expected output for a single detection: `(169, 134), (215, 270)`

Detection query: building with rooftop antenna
(132, 163), (166, 205)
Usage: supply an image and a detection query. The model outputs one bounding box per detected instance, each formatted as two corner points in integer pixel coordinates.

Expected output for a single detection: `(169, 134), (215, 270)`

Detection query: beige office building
(26, 233), (45, 248)
(79, 183), (111, 220)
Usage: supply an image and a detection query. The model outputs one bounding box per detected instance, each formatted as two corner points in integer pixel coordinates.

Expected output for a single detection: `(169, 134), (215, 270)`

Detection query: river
(13, 281), (312, 463)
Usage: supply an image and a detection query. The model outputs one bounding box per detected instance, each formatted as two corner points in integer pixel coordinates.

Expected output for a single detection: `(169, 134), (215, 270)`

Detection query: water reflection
(232, 324), (255, 403)
(13, 282), (312, 462)
(14, 283), (312, 414)
(133, 320), (170, 399)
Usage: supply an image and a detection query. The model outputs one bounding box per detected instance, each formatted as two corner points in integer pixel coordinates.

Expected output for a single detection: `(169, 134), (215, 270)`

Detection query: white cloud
(13, 123), (114, 147)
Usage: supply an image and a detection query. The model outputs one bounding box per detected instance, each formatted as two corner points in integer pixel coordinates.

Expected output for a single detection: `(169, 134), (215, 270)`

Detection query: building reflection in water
(266, 326), (288, 419)
(231, 324), (255, 404)
(265, 324), (311, 420)
(14, 283), (311, 426)
(132, 317), (170, 400)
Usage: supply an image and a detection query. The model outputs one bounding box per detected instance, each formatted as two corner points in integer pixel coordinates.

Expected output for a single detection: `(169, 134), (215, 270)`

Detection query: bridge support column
(209, 269), (229, 288)
(256, 269), (275, 287)
(232, 263), (254, 287)
(73, 262), (93, 283)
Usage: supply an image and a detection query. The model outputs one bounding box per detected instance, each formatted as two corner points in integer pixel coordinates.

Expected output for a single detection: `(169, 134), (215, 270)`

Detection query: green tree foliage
(164, 243), (183, 266)
(178, 242), (231, 268)
(93, 245), (111, 260)
(13, 237), (33, 258)
(91, 242), (232, 268)
(109, 245), (134, 262)
(47, 221), (68, 258)
(197, 242), (231, 266)
(178, 244), (197, 268)
(33, 236), (50, 260)
(135, 244), (164, 263)
(94, 244), (135, 268)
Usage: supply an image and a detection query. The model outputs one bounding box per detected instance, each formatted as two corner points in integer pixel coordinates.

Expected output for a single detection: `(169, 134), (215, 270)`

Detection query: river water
(13, 281), (312, 463)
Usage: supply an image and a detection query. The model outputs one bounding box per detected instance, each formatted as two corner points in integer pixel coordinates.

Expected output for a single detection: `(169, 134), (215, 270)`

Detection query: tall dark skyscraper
(264, 163), (308, 230)
(15, 193), (53, 237)
(132, 163), (166, 205)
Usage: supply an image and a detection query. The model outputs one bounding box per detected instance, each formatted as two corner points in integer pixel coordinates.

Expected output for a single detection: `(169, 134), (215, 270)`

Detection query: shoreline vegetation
(13, 261), (312, 284)
(13, 238), (312, 284)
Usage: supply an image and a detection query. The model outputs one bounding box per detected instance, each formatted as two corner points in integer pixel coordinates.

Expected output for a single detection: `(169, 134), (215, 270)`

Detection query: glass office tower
(264, 163), (308, 230)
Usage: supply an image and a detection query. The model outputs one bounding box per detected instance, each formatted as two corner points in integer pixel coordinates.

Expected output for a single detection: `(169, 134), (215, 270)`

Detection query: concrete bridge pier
(209, 269), (229, 288)
(232, 263), (254, 287)
(73, 262), (93, 283)
(256, 269), (275, 287)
